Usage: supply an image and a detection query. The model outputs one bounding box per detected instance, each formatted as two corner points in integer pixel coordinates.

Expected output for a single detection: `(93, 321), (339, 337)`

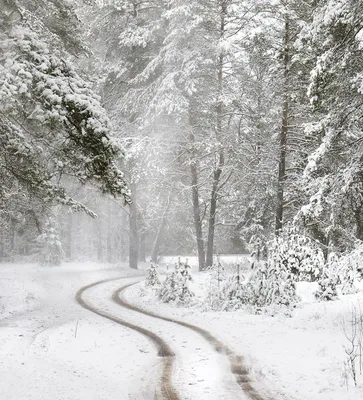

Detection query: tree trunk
(129, 182), (138, 269)
(355, 208), (363, 241)
(151, 190), (173, 263)
(139, 231), (146, 262)
(206, 165), (223, 267)
(191, 158), (206, 270)
(275, 15), (290, 235)
(188, 113), (206, 271)
(206, 1), (226, 267)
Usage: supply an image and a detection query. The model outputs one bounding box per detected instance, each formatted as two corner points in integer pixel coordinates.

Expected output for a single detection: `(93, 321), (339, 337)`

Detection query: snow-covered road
(0, 263), (260, 400)
(79, 277), (249, 400)
(0, 264), (151, 400)
(2, 262), (362, 400)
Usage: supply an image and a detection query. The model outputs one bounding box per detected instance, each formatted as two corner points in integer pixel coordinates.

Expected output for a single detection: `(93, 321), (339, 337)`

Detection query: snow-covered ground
(126, 271), (363, 400)
(1, 261), (363, 400)
(0, 262), (149, 400)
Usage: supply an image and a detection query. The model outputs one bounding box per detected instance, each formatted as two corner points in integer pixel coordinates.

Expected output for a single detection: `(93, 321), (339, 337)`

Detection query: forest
(2, 1), (363, 399)
(1, 0), (363, 274)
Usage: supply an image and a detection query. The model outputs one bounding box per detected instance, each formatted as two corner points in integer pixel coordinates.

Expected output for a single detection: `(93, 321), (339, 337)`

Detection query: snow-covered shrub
(206, 259), (227, 310)
(221, 273), (250, 311)
(268, 227), (324, 282)
(158, 259), (194, 304)
(145, 263), (160, 287)
(37, 217), (64, 266)
(249, 257), (299, 308)
(249, 234), (267, 268)
(315, 273), (338, 301)
(315, 250), (361, 300)
(336, 248), (362, 295)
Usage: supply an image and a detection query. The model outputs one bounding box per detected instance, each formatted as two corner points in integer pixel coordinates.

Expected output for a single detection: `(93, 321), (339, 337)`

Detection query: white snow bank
(0, 262), (148, 400)
(126, 274), (363, 400)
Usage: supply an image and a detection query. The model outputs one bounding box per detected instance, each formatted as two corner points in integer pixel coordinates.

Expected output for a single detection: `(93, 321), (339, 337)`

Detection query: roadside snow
(2, 261), (363, 400)
(125, 273), (363, 400)
(0, 262), (150, 400)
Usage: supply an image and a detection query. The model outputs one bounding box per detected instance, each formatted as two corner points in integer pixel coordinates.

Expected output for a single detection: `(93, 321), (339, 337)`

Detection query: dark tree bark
(191, 157), (206, 270)
(275, 15), (290, 235)
(188, 112), (206, 271)
(206, 1), (226, 267)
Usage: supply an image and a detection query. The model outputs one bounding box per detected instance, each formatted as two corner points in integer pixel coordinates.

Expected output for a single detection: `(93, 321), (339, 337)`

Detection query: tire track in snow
(113, 283), (268, 400)
(75, 278), (180, 400)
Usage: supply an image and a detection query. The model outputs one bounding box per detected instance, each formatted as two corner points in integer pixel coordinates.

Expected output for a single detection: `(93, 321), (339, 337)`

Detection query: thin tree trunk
(191, 158), (206, 270)
(139, 230), (146, 262)
(129, 182), (138, 269)
(206, 1), (226, 267)
(151, 190), (173, 263)
(188, 114), (206, 271)
(275, 15), (290, 235)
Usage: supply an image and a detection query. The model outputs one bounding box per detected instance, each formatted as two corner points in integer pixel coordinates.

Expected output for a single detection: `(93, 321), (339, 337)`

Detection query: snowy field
(1, 261), (363, 400)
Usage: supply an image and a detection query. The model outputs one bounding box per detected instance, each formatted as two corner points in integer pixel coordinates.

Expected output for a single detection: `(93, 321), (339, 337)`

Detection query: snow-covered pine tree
(296, 0), (363, 251)
(37, 217), (64, 266)
(0, 1), (130, 229)
(158, 258), (194, 304)
(145, 263), (161, 287)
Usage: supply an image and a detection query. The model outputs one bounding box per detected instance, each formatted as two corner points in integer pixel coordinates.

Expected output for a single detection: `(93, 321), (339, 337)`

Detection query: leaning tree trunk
(206, 1), (226, 268)
(129, 182), (138, 269)
(275, 15), (290, 235)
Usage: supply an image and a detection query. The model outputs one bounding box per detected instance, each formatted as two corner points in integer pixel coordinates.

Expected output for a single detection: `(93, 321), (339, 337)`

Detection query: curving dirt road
(76, 278), (180, 400)
(113, 283), (268, 400)
(76, 277), (269, 400)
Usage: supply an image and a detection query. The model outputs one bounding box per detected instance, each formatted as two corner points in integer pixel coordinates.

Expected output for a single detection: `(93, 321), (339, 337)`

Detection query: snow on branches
(0, 26), (130, 210)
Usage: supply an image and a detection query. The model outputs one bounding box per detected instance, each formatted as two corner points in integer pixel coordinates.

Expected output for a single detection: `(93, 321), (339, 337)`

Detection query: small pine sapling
(158, 258), (194, 304)
(248, 242), (300, 309)
(221, 265), (249, 311)
(207, 257), (227, 310)
(178, 259), (194, 303)
(145, 263), (161, 287)
(315, 270), (338, 301)
(158, 272), (178, 303)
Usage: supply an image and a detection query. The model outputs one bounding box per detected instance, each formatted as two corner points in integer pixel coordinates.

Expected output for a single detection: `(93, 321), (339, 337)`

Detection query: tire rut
(75, 278), (180, 400)
(113, 283), (269, 400)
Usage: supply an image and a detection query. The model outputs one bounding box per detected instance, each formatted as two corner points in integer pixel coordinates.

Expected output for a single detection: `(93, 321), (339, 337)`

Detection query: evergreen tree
(37, 216), (64, 266)
(296, 0), (363, 251)
(0, 2), (130, 238)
